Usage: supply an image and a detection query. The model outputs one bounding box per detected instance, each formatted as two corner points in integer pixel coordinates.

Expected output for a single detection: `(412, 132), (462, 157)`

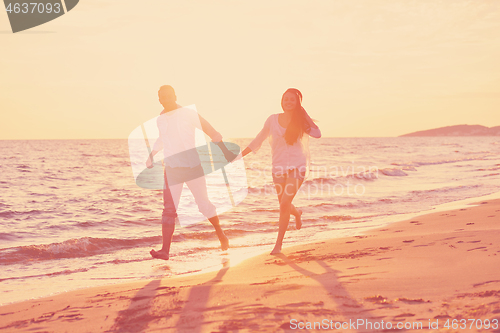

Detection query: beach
(2, 1), (500, 331)
(1, 198), (499, 332)
(1, 137), (499, 307)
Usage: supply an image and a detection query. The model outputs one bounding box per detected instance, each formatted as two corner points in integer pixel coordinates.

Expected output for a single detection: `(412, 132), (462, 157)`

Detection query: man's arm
(146, 149), (160, 168)
(198, 115), (238, 162)
(146, 137), (162, 168)
(214, 141), (238, 162)
(198, 115), (223, 142)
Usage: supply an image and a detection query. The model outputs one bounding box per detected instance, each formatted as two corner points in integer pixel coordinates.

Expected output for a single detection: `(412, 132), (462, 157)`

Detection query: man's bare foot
(219, 234), (229, 251)
(150, 249), (169, 260)
(270, 245), (282, 255)
(295, 209), (303, 230)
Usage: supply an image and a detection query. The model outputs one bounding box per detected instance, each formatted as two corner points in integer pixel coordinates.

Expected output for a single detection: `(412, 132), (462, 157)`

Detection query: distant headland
(400, 125), (500, 137)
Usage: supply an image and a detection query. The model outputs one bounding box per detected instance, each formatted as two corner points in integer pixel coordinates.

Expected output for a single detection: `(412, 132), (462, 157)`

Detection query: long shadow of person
(108, 279), (162, 332)
(174, 259), (231, 333)
(274, 253), (399, 333)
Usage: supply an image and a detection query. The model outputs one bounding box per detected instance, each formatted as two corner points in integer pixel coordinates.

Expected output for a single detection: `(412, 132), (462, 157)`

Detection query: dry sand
(1, 199), (500, 332)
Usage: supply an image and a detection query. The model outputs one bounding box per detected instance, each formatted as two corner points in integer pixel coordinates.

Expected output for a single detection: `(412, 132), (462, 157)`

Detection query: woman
(241, 88), (321, 254)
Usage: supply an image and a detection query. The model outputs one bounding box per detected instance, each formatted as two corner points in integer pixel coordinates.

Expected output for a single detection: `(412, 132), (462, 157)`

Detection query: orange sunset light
(1, 0), (499, 140)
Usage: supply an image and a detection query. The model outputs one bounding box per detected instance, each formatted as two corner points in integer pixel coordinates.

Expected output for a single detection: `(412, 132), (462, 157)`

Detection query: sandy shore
(1, 199), (500, 332)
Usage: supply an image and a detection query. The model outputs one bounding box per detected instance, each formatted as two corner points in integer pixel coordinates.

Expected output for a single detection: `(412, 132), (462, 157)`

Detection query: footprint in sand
(467, 247), (487, 252)
(156, 286), (174, 291)
(250, 278), (280, 286)
(285, 301), (311, 307)
(292, 249), (313, 255)
(396, 298), (429, 304)
(472, 280), (500, 288)
(343, 303), (362, 308)
(394, 313), (416, 318)
(434, 314), (452, 319)
(365, 295), (392, 305)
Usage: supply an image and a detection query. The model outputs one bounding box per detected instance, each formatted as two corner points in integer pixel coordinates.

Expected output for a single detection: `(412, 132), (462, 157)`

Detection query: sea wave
(345, 172), (379, 180)
(315, 215), (354, 222)
(0, 209), (46, 218)
(392, 155), (491, 168)
(310, 201), (369, 210)
(248, 184), (276, 195)
(0, 233), (20, 241)
(0, 236), (161, 264)
(247, 173), (379, 195)
(380, 168), (408, 177)
(0, 267), (90, 283)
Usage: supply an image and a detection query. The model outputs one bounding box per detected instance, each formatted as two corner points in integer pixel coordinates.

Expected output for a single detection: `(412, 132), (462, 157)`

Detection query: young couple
(146, 85), (321, 260)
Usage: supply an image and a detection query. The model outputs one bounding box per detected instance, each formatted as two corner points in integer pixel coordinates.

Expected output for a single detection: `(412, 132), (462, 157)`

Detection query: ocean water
(0, 137), (499, 306)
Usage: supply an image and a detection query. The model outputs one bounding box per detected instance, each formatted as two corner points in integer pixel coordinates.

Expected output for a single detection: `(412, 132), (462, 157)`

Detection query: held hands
(230, 152), (243, 163)
(214, 141), (239, 163)
(146, 156), (154, 169)
(223, 150), (238, 163)
(231, 147), (251, 163)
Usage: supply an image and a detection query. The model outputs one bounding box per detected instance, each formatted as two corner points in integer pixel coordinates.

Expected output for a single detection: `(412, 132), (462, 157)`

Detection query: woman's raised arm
(302, 109), (321, 138)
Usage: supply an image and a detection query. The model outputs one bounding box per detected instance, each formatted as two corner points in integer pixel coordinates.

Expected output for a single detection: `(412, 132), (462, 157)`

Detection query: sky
(1, 0), (499, 139)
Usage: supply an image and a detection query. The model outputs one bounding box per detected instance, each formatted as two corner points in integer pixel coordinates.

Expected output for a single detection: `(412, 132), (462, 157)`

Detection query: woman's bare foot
(270, 244), (282, 255)
(150, 249), (169, 260)
(295, 209), (303, 230)
(219, 234), (229, 251)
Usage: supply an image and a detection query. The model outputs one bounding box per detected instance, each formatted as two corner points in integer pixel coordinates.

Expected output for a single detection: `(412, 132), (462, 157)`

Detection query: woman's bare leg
(271, 177), (302, 254)
(293, 207), (303, 230)
(275, 183), (303, 230)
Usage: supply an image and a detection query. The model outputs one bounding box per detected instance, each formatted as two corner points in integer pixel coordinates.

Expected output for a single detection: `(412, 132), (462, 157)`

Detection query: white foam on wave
(380, 168), (408, 176)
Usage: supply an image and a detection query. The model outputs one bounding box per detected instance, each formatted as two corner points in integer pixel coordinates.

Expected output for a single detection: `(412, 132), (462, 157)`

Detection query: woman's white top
(248, 114), (321, 175)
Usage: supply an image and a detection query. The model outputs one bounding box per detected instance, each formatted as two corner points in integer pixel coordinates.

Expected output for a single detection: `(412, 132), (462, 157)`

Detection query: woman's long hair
(282, 88), (308, 145)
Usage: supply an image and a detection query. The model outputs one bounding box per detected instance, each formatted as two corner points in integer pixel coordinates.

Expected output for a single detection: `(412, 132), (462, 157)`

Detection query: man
(146, 85), (234, 260)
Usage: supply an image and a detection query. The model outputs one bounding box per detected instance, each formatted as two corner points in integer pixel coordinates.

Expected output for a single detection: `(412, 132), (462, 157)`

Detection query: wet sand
(1, 199), (499, 332)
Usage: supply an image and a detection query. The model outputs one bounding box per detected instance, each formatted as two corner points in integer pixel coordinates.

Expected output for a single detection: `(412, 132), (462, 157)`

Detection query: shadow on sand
(272, 252), (398, 333)
(108, 279), (162, 332)
(174, 258), (230, 332)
